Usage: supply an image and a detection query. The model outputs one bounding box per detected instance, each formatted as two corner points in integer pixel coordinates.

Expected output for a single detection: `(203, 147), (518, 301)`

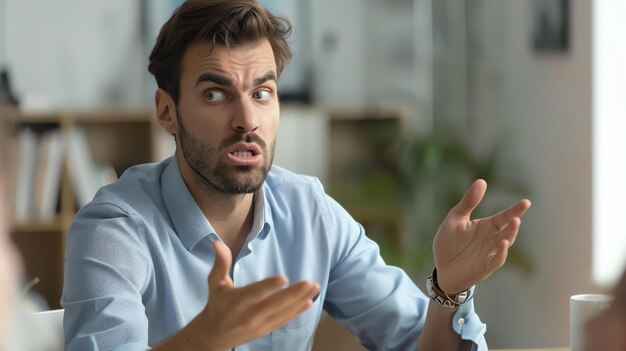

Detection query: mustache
(219, 133), (267, 151)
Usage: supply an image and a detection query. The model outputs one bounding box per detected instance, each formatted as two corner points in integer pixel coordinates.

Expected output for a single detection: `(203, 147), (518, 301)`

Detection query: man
(62, 1), (531, 350)
(0, 112), (21, 350)
(584, 268), (626, 351)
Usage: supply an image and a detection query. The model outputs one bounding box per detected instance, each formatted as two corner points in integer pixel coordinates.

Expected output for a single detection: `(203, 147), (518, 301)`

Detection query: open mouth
(232, 150), (256, 158)
(225, 142), (263, 166)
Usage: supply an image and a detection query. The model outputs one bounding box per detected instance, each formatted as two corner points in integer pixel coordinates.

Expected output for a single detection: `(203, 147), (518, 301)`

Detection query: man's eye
(204, 90), (226, 102)
(252, 90), (272, 101)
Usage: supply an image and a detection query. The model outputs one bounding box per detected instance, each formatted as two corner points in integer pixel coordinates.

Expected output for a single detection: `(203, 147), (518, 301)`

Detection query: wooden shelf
(12, 220), (65, 233)
(10, 110), (159, 309)
(324, 106), (408, 253)
(323, 104), (412, 122)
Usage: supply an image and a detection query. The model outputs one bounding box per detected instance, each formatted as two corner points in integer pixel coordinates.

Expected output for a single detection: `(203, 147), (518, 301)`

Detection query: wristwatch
(426, 268), (475, 308)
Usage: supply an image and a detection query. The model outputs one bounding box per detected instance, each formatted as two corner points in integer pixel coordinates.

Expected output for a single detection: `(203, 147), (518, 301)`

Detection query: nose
(231, 97), (259, 133)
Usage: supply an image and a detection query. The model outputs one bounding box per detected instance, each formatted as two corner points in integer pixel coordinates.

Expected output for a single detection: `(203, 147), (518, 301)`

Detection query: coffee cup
(570, 294), (613, 351)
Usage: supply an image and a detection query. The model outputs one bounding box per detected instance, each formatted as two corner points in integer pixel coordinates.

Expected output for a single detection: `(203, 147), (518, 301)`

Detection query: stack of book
(14, 127), (117, 223)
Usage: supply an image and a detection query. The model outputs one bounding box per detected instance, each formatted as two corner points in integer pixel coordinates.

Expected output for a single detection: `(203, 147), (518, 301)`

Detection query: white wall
(0, 0), (6, 66)
(309, 0), (367, 105)
(473, 0), (599, 348)
(5, 0), (145, 110)
(592, 0), (626, 287)
(273, 106), (329, 185)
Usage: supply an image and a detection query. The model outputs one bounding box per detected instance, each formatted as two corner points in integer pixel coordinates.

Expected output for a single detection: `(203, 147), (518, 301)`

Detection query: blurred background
(1, 0), (626, 349)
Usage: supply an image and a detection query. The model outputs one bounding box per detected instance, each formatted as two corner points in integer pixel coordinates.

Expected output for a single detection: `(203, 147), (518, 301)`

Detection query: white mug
(570, 294), (613, 351)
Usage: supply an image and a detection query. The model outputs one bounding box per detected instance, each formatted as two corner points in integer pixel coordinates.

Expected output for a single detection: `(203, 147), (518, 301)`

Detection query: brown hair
(148, 0), (293, 103)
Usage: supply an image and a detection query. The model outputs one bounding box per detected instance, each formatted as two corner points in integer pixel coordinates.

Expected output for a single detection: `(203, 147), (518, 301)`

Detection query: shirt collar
(250, 187), (272, 241)
(162, 155), (215, 251)
(161, 155), (273, 251)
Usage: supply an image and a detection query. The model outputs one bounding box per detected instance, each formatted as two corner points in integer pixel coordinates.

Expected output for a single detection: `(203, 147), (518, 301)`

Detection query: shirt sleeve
(321, 194), (487, 351)
(62, 202), (152, 351)
(454, 300), (488, 351)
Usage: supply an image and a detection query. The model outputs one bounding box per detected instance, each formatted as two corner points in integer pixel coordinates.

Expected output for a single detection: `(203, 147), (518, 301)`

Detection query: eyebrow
(195, 73), (232, 87)
(254, 71), (277, 86)
(195, 71), (277, 87)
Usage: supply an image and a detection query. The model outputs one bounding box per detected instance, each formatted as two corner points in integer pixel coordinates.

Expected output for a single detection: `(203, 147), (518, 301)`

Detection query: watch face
(457, 291), (468, 303)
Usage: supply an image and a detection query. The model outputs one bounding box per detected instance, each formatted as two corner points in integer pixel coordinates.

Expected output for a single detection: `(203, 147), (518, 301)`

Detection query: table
(493, 349), (569, 351)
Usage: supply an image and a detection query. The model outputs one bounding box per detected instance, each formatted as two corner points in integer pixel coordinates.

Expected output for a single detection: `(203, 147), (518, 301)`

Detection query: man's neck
(178, 158), (255, 258)
(202, 196), (254, 259)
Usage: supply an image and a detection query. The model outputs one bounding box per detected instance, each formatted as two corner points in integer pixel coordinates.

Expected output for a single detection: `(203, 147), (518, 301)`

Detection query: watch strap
(426, 268), (475, 308)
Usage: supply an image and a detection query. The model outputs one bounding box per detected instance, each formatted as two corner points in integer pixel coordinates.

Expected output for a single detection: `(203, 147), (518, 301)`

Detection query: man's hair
(148, 0), (293, 103)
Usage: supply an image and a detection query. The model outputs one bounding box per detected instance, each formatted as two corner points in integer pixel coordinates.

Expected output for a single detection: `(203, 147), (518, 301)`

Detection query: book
(66, 127), (99, 208)
(14, 128), (39, 222)
(33, 129), (64, 221)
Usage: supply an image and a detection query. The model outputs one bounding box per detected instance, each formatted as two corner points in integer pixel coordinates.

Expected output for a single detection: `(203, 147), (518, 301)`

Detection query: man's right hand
(154, 240), (320, 351)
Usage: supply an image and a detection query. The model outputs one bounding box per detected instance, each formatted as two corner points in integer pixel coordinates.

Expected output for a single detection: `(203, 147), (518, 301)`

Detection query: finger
(264, 284), (319, 331)
(252, 281), (319, 319)
(237, 275), (290, 301)
(489, 199), (531, 231)
(451, 179), (487, 218)
(238, 283), (318, 338)
(497, 217), (521, 246)
(485, 239), (510, 274)
(208, 240), (234, 290)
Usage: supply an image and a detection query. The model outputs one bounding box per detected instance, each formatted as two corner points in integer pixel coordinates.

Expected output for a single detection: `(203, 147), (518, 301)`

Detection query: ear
(155, 89), (178, 135)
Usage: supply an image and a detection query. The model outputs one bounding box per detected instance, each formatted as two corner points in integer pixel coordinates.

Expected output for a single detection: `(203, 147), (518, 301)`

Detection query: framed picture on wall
(532, 0), (570, 52)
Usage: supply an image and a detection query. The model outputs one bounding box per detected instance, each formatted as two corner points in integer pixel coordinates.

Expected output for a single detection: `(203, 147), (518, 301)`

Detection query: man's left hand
(432, 179), (531, 294)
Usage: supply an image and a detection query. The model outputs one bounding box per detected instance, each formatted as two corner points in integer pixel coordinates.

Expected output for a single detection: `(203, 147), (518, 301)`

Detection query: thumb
(451, 179), (487, 218)
(208, 240), (233, 290)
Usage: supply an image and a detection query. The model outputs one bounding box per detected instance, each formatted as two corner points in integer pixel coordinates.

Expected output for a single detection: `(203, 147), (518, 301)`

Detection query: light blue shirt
(62, 156), (487, 351)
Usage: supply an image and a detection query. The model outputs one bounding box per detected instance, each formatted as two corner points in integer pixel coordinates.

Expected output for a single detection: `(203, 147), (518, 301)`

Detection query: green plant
(330, 121), (534, 278)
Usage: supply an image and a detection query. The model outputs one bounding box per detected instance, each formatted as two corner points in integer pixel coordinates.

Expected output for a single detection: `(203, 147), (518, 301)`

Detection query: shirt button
(457, 318), (465, 326)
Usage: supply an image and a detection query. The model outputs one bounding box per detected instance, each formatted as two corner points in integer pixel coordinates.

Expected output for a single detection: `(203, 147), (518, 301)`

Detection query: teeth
(235, 150), (253, 157)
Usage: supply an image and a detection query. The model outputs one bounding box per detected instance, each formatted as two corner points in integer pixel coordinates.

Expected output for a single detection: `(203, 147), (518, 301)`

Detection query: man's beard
(177, 112), (275, 195)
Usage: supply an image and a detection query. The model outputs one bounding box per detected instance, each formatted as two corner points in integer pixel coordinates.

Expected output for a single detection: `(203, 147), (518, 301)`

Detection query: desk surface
(494, 349), (569, 351)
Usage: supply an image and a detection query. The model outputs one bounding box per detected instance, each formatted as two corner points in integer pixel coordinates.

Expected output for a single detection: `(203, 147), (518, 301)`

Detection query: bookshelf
(11, 110), (162, 309)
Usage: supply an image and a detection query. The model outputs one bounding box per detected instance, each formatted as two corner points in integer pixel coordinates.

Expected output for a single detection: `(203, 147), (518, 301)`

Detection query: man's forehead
(183, 40), (276, 75)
